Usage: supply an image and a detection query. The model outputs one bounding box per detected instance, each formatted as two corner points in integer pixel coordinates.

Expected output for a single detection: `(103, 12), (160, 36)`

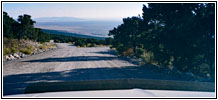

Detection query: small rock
(39, 49), (43, 53)
(20, 53), (26, 58)
(13, 53), (20, 58)
(34, 48), (38, 53)
(33, 50), (38, 54)
(5, 55), (11, 60)
(9, 55), (15, 60)
(18, 52), (23, 57)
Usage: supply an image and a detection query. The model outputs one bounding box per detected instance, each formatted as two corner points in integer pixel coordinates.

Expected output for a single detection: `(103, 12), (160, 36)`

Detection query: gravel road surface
(3, 43), (204, 96)
(3, 43), (136, 76)
(4, 43), (139, 95)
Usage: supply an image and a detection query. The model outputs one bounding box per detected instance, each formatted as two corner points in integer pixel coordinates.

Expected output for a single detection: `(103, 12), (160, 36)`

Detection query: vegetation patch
(108, 3), (215, 80)
(20, 48), (32, 55)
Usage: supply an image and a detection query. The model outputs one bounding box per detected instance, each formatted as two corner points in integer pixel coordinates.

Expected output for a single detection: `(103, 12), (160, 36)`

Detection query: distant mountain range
(34, 17), (85, 22)
(34, 17), (122, 38)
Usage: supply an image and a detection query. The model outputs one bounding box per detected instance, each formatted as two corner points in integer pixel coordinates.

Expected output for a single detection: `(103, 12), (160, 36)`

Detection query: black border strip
(214, 1), (217, 99)
(1, 1), (217, 99)
(1, 1), (217, 2)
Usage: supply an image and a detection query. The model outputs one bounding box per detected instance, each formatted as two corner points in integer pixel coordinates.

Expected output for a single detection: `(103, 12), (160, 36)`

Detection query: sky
(3, 3), (146, 21)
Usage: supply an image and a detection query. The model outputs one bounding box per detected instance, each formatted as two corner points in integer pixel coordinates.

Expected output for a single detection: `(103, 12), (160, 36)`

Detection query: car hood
(5, 88), (215, 98)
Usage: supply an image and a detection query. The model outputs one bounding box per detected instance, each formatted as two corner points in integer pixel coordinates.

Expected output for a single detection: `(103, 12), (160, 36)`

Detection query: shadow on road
(24, 56), (118, 62)
(89, 49), (117, 56)
(3, 64), (205, 96)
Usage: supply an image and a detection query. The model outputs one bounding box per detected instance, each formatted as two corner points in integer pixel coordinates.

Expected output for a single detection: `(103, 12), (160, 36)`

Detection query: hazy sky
(3, 3), (146, 21)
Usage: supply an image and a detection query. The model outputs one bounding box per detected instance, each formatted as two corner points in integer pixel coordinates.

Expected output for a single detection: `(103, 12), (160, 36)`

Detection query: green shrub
(11, 47), (18, 53)
(75, 40), (86, 47)
(123, 48), (134, 56)
(39, 44), (47, 50)
(91, 43), (98, 47)
(3, 47), (11, 56)
(86, 43), (92, 47)
(27, 45), (34, 50)
(141, 51), (155, 65)
(49, 44), (56, 48)
(115, 44), (126, 55)
(3, 38), (19, 55)
(20, 48), (32, 55)
(136, 48), (144, 57)
(10, 39), (19, 48)
(192, 63), (211, 77)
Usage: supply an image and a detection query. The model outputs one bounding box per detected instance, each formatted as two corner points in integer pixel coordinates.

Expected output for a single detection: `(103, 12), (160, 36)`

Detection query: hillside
(34, 18), (122, 37)
(42, 29), (106, 40)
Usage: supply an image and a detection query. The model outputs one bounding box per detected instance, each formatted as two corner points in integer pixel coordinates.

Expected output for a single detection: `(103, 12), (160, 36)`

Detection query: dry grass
(3, 38), (56, 56)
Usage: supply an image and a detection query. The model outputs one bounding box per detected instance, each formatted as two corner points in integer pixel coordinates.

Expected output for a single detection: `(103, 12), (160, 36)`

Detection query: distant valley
(42, 29), (106, 40)
(34, 17), (122, 38)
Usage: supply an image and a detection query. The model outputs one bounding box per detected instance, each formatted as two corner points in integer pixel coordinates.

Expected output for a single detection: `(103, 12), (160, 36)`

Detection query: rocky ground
(3, 40), (57, 61)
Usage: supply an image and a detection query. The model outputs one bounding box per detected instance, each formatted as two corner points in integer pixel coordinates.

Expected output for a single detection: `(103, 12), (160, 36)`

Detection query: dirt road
(3, 43), (136, 76)
(4, 43), (140, 95)
(3, 43), (201, 95)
